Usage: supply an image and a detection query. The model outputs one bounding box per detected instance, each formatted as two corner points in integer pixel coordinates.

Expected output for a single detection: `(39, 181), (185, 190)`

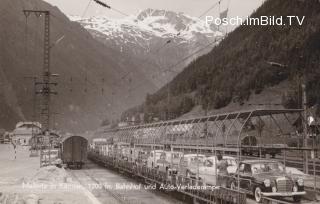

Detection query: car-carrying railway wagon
(88, 109), (313, 204)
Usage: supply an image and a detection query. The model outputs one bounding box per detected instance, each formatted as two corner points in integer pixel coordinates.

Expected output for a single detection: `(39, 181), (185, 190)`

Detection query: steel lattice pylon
(23, 10), (57, 133)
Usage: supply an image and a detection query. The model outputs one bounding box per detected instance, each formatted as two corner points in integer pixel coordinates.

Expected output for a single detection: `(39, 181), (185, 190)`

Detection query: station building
(12, 122), (42, 145)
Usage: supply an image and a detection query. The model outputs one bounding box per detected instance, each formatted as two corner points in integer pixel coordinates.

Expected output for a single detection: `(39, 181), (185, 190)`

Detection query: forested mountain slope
(122, 0), (320, 122)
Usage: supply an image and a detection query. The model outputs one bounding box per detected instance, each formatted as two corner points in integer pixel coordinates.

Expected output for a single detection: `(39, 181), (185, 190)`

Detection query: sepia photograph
(0, 0), (320, 203)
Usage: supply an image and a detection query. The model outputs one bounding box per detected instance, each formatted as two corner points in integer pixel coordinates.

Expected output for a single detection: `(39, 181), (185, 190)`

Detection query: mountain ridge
(71, 9), (222, 87)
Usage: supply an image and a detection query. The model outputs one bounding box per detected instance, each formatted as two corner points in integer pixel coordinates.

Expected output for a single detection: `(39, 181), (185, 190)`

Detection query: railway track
(68, 168), (124, 204)
(68, 161), (184, 204)
(87, 158), (318, 204)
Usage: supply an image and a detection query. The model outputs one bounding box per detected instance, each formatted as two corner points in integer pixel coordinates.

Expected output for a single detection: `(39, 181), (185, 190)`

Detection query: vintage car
(229, 160), (305, 203)
(198, 156), (237, 185)
(132, 148), (148, 165)
(147, 150), (165, 168)
(178, 154), (206, 178)
(155, 151), (183, 175)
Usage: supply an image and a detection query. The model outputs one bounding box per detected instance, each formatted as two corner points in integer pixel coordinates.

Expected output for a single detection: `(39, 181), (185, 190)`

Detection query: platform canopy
(115, 109), (304, 130)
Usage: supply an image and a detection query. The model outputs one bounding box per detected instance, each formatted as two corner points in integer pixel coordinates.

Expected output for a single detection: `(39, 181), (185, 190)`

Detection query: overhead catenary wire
(81, 0), (93, 18)
(198, 0), (221, 18)
(70, 0), (133, 87)
(161, 37), (222, 74)
(48, 14), (126, 89)
(148, 0), (223, 57)
(110, 7), (129, 17)
(93, 0), (129, 16)
(127, 36), (223, 94)
(93, 0), (110, 8)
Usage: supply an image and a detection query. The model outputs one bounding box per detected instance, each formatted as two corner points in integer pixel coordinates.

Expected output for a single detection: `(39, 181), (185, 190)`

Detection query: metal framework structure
(23, 10), (57, 133)
(103, 109), (319, 175)
(103, 109), (306, 148)
(90, 109), (320, 203)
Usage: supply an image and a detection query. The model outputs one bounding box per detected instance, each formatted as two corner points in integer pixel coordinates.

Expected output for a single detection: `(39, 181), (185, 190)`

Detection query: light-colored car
(282, 166), (309, 180)
(129, 148), (149, 165)
(156, 151), (183, 174)
(147, 150), (165, 168)
(198, 156), (237, 185)
(121, 147), (134, 162)
(178, 154), (206, 177)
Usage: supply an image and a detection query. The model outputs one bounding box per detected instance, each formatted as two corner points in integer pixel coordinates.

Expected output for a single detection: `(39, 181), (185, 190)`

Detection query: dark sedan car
(229, 160), (305, 203)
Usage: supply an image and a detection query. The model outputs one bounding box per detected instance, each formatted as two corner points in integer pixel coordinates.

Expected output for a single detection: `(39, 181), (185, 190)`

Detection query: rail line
(81, 169), (146, 204)
(88, 154), (320, 204)
(68, 169), (126, 204)
(68, 162), (184, 204)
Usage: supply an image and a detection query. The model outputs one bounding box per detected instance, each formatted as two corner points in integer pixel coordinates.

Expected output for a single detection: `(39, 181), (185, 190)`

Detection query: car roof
(151, 150), (164, 152)
(206, 156), (236, 160)
(183, 154), (205, 157)
(223, 156), (236, 160)
(165, 151), (183, 154)
(241, 159), (280, 164)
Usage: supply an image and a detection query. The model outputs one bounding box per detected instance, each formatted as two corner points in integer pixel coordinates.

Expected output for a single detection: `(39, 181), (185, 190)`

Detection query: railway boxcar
(61, 135), (88, 169)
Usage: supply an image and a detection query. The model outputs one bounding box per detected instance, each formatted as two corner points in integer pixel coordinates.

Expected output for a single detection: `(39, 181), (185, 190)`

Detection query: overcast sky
(44, 0), (266, 20)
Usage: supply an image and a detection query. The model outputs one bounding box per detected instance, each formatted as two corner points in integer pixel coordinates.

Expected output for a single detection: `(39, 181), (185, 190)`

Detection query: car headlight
(272, 186), (277, 192)
(297, 178), (304, 186)
(264, 179), (271, 187)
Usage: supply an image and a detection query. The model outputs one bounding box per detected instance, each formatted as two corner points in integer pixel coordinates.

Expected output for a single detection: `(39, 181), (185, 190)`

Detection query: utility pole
(302, 78), (309, 174)
(24, 76), (38, 140)
(267, 59), (309, 173)
(167, 82), (171, 120)
(298, 52), (309, 174)
(23, 10), (58, 136)
(52, 112), (61, 130)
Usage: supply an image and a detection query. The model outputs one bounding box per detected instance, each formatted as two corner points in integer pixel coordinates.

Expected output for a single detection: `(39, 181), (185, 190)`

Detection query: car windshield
(169, 153), (181, 159)
(251, 162), (284, 174)
(167, 152), (181, 159)
(225, 159), (237, 166)
(154, 152), (164, 158)
(191, 156), (205, 162)
(190, 160), (204, 167)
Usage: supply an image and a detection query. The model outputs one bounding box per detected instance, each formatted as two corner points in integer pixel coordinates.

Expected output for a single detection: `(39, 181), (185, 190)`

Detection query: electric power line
(81, 0), (93, 19)
(127, 36), (223, 94)
(198, 0), (222, 18)
(92, 0), (129, 16)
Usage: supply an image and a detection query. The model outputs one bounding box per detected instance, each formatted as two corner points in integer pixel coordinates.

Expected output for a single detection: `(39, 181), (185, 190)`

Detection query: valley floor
(0, 144), (100, 204)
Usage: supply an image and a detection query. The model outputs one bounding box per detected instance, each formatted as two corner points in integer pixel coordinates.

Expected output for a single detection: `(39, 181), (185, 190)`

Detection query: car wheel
(230, 181), (237, 190)
(293, 195), (301, 202)
(254, 187), (263, 203)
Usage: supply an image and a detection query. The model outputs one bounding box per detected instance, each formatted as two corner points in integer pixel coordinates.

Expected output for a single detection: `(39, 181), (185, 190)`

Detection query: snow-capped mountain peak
(70, 9), (222, 88)
(70, 8), (220, 41)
